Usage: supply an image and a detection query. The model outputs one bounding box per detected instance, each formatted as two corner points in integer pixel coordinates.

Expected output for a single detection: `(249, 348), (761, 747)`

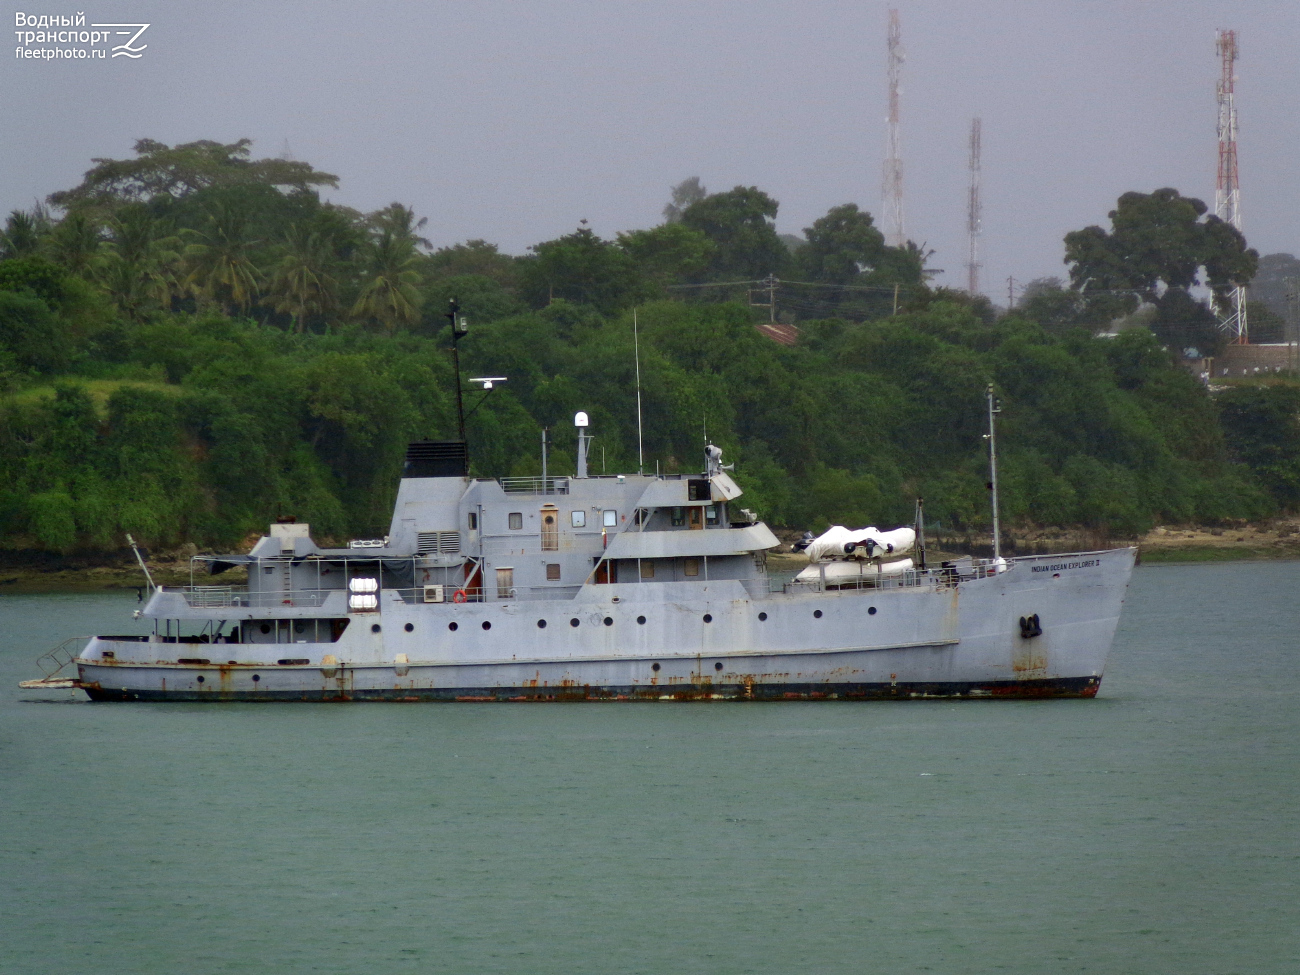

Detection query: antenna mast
(966, 117), (982, 296)
(633, 309), (644, 473)
(1215, 28), (1248, 344)
(882, 9), (905, 248)
(985, 385), (1002, 563)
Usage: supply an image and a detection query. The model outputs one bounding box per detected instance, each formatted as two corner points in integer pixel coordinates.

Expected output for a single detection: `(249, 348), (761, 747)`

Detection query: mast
(882, 9), (905, 248)
(634, 309), (644, 473)
(965, 117), (982, 296)
(1215, 28), (1248, 344)
(985, 384), (1002, 561)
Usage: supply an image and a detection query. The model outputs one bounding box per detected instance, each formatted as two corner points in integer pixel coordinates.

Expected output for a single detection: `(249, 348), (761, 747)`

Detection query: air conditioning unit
(423, 585), (445, 604)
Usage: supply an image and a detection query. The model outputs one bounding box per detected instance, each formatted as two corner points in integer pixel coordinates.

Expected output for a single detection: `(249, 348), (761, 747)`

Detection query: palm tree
(1, 209), (43, 259)
(96, 205), (182, 320)
(183, 200), (261, 316)
(371, 202), (431, 250)
(351, 227), (422, 334)
(98, 205), (183, 319)
(48, 211), (105, 277)
(268, 224), (339, 333)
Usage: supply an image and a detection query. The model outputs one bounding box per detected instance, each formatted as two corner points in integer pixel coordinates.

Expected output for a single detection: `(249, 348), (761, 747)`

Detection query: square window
(603, 509), (618, 528)
(683, 558), (699, 577)
(640, 561), (655, 579)
(508, 512), (523, 530)
(546, 563), (561, 581)
(468, 512), (478, 530)
(571, 510), (586, 528)
(671, 507), (685, 527)
(705, 505), (719, 525)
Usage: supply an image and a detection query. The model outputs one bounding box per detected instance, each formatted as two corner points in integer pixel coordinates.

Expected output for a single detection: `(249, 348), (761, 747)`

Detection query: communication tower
(1215, 28), (1248, 343)
(882, 9), (905, 248)
(966, 117), (982, 296)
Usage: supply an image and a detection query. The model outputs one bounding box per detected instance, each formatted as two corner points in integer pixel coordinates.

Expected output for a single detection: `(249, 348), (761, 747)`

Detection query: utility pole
(749, 274), (777, 321)
(882, 9), (905, 248)
(965, 117), (983, 296)
(1215, 28), (1248, 344)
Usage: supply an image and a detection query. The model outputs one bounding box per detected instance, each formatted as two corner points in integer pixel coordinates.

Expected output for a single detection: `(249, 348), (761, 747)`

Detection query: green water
(2, 562), (1298, 974)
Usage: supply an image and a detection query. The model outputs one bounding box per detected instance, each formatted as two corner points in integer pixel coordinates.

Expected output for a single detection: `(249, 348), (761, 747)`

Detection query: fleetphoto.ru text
(14, 11), (148, 60)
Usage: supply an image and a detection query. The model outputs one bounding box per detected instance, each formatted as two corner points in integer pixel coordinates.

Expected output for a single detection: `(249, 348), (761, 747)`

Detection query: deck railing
(177, 586), (334, 609)
(498, 476), (570, 495)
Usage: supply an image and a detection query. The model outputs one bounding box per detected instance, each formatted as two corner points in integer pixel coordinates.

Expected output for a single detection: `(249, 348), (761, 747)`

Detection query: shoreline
(2, 522), (1297, 594)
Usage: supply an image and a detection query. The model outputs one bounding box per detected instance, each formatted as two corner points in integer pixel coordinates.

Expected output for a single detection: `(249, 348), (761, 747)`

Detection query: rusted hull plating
(80, 675), (1100, 702)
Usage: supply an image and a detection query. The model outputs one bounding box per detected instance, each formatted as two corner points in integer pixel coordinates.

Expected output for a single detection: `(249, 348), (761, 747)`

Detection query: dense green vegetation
(0, 139), (1292, 553)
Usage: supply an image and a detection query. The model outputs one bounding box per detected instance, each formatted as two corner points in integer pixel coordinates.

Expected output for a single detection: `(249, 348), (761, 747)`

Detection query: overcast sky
(4, 1), (1298, 298)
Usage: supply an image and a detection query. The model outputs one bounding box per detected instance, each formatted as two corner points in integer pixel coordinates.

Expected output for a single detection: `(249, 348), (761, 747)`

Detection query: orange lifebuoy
(452, 589), (468, 603)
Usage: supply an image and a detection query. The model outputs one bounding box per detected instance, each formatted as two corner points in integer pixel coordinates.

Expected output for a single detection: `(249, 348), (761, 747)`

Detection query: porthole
(603, 617), (613, 626)
(482, 620), (491, 631)
(371, 623), (381, 633)
(714, 662), (723, 671)
(252, 674), (260, 682)
(703, 614), (713, 623)
(537, 619), (547, 629)
(813, 610), (823, 619)
(196, 675), (205, 684)
(570, 618), (580, 627)
(651, 662), (661, 672)
(758, 612), (768, 621)
(868, 606), (877, 616)
(637, 615), (646, 625)
(448, 622), (458, 632)
(260, 624), (271, 634)
(404, 623), (414, 633)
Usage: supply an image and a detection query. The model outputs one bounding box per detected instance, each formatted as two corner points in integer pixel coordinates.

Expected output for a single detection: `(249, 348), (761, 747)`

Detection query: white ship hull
(76, 548), (1135, 702)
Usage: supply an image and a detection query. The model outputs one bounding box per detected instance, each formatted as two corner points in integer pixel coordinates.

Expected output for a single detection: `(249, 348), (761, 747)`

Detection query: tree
(519, 225), (643, 315)
(352, 227), (422, 333)
(267, 224), (339, 333)
(662, 177), (707, 224)
(47, 211), (103, 277)
(617, 223), (713, 289)
(1218, 384), (1300, 510)
(1064, 188), (1258, 310)
(798, 204), (886, 284)
(680, 186), (789, 281)
(48, 138), (338, 210)
(1, 209), (44, 260)
(183, 200), (261, 316)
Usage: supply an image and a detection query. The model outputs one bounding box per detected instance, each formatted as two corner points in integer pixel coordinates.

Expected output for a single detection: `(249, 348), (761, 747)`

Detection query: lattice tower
(1216, 29), (1248, 343)
(882, 9), (905, 248)
(966, 117), (982, 296)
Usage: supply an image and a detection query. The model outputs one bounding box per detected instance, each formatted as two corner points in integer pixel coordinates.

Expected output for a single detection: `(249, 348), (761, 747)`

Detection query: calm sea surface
(2, 562), (1298, 974)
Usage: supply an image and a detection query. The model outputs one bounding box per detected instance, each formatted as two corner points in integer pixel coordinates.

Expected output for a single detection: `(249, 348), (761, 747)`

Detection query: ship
(32, 385), (1136, 702)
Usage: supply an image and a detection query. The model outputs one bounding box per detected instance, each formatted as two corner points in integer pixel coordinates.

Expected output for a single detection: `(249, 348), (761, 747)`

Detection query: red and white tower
(966, 117), (982, 296)
(1216, 29), (1247, 343)
(882, 9), (905, 249)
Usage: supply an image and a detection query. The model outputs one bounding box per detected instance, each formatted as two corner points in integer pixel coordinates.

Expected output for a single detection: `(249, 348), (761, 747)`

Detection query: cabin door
(540, 505), (559, 551)
(689, 507), (703, 530)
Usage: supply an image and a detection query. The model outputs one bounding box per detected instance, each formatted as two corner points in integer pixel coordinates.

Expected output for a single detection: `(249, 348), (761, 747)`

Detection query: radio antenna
(985, 384), (1002, 561)
(634, 308), (644, 473)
